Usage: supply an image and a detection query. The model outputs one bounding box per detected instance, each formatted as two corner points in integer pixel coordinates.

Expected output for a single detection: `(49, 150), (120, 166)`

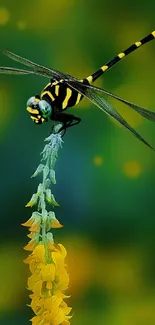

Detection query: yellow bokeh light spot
(0, 7), (10, 26)
(24, 0), (75, 30)
(16, 20), (26, 30)
(123, 160), (142, 178)
(93, 156), (104, 166)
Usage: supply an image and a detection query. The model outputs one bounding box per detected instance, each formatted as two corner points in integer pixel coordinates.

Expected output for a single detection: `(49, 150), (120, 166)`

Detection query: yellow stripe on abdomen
(118, 52), (125, 58)
(151, 31), (155, 38)
(135, 41), (142, 47)
(86, 75), (93, 83)
(62, 88), (72, 109)
(101, 65), (108, 72)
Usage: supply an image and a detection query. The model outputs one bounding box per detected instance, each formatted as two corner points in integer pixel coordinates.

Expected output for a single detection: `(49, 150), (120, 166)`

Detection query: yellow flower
(40, 264), (55, 281)
(49, 218), (63, 229)
(56, 269), (69, 292)
(25, 242), (71, 325)
(46, 212), (63, 230)
(24, 238), (38, 252)
(22, 213), (41, 233)
(24, 244), (46, 273)
(30, 296), (72, 325)
(33, 245), (46, 264)
(22, 218), (34, 228)
(25, 194), (38, 207)
(28, 275), (43, 296)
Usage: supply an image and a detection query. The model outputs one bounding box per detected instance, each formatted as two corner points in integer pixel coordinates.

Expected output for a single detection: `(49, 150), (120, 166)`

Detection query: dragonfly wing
(0, 66), (51, 77)
(0, 67), (31, 75)
(78, 81), (155, 122)
(67, 80), (154, 150)
(1, 50), (67, 80)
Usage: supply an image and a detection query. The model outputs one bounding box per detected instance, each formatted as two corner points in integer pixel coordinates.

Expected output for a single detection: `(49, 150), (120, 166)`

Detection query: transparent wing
(1, 49), (67, 80)
(0, 66), (52, 76)
(77, 81), (155, 122)
(67, 80), (154, 150)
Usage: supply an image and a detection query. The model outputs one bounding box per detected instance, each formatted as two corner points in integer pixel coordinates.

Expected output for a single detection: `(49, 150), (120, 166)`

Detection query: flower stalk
(22, 124), (72, 325)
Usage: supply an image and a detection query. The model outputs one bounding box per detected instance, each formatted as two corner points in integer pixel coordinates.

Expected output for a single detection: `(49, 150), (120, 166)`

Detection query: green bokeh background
(1, 1), (155, 324)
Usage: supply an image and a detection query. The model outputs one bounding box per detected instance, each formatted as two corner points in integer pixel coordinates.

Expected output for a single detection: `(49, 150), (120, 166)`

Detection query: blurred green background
(1, 1), (155, 324)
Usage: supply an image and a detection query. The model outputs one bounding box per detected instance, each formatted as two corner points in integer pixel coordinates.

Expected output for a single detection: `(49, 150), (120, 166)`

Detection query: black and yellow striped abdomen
(89, 31), (155, 82)
(40, 31), (155, 113)
(41, 80), (83, 111)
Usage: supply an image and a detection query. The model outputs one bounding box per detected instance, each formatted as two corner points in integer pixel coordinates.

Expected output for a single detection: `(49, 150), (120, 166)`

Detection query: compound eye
(38, 100), (52, 118)
(26, 96), (36, 107)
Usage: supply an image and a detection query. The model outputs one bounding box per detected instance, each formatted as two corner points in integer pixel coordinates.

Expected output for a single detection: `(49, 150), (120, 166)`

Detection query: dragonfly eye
(38, 100), (52, 118)
(26, 96), (37, 107)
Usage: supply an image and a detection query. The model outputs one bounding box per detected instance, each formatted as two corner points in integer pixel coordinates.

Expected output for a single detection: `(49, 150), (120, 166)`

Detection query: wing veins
(1, 49), (67, 80)
(0, 66), (52, 77)
(74, 81), (155, 122)
(67, 80), (154, 150)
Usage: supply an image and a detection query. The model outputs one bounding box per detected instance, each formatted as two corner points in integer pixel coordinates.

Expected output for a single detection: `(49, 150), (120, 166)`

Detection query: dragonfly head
(26, 96), (52, 124)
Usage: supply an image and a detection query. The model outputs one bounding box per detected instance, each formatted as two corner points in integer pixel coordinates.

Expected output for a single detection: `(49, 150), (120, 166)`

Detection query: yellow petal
(31, 296), (43, 314)
(58, 244), (67, 258)
(40, 263), (55, 281)
(61, 321), (70, 325)
(54, 290), (70, 299)
(30, 315), (41, 325)
(52, 243), (67, 257)
(50, 219), (63, 229)
(66, 315), (72, 320)
(33, 280), (43, 296)
(29, 259), (38, 274)
(47, 309), (60, 324)
(29, 222), (40, 232)
(24, 240), (36, 251)
(47, 240), (55, 250)
(51, 296), (62, 309)
(25, 194), (38, 207)
(52, 252), (65, 276)
(27, 274), (40, 290)
(52, 309), (65, 325)
(44, 296), (62, 313)
(23, 255), (33, 264)
(57, 270), (69, 291)
(51, 243), (61, 253)
(22, 217), (34, 227)
(60, 301), (72, 316)
(62, 306), (72, 316)
(33, 244), (46, 263)
(27, 232), (34, 239)
(60, 301), (72, 315)
(25, 201), (36, 207)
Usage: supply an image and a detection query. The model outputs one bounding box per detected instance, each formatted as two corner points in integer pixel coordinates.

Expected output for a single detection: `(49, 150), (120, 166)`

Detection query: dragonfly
(1, 31), (155, 150)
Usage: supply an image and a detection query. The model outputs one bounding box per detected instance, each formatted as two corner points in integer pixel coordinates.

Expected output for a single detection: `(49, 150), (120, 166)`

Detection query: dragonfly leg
(51, 112), (81, 134)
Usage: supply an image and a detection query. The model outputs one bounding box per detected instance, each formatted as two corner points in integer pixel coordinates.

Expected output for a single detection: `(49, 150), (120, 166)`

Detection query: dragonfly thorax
(26, 96), (52, 124)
